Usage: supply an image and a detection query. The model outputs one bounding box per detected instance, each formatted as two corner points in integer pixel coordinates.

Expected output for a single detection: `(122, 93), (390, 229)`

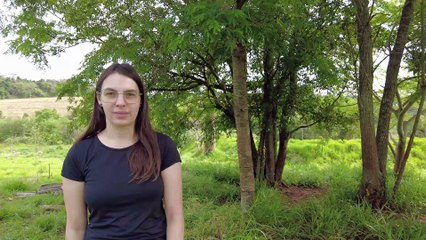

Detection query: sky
(0, 37), (95, 81)
(0, 1), (95, 81)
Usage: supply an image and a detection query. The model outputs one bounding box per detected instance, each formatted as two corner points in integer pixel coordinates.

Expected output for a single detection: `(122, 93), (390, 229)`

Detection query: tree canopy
(1, 0), (425, 208)
(0, 76), (58, 99)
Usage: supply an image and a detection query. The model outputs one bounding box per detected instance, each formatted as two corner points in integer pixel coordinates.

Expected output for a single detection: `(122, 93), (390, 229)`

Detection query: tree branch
(289, 121), (319, 134)
(150, 84), (199, 92)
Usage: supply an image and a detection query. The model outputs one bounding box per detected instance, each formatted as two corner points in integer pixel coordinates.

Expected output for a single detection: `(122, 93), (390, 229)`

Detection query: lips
(113, 111), (129, 118)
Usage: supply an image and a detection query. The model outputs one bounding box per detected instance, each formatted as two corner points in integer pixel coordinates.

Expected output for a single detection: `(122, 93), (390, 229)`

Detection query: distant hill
(0, 75), (58, 99)
(0, 97), (76, 118)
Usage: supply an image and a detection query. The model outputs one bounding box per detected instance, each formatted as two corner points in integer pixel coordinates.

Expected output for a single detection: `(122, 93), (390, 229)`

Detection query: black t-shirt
(61, 133), (181, 240)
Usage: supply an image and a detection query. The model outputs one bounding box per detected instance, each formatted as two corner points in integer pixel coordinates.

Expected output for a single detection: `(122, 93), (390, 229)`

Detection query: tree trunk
(353, 0), (386, 208)
(249, 127), (259, 178)
(274, 130), (289, 186)
(203, 137), (216, 154)
(394, 86), (426, 193)
(264, 110), (276, 186)
(273, 66), (298, 186)
(394, 0), (425, 194)
(232, 41), (255, 212)
(394, 116), (406, 176)
(257, 130), (266, 180)
(376, 0), (416, 181)
(393, 94), (417, 175)
(260, 46), (277, 186)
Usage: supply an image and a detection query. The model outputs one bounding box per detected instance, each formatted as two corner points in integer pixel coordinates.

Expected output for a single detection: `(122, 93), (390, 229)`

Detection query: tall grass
(1, 137), (425, 239)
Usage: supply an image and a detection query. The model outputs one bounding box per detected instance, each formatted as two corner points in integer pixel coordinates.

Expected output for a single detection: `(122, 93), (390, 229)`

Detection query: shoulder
(72, 136), (97, 151)
(62, 136), (97, 181)
(156, 132), (176, 147)
(67, 136), (97, 158)
(155, 132), (181, 171)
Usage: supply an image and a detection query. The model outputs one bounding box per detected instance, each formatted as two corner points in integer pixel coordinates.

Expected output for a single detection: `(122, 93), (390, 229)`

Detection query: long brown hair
(78, 63), (161, 183)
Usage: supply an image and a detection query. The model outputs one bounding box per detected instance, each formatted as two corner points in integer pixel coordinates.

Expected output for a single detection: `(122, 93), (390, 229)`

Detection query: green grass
(1, 137), (426, 239)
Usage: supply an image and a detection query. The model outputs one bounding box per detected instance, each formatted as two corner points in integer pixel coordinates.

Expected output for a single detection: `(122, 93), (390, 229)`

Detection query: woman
(61, 63), (184, 240)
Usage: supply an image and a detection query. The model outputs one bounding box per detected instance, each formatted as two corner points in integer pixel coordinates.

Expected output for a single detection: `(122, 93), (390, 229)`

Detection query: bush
(0, 109), (75, 144)
(0, 179), (31, 193)
(0, 118), (30, 142)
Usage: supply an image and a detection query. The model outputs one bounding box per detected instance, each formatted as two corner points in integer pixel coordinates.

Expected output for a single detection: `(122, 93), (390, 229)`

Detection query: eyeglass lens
(101, 89), (142, 103)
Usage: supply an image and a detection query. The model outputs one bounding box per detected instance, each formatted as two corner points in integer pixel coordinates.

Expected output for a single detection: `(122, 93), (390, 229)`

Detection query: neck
(98, 125), (138, 148)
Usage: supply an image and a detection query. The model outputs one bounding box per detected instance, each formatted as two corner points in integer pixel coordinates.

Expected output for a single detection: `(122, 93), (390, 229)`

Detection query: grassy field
(0, 97), (75, 118)
(0, 137), (426, 239)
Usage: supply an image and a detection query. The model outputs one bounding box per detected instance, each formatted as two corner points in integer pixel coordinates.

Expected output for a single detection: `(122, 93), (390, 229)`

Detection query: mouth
(113, 111), (129, 117)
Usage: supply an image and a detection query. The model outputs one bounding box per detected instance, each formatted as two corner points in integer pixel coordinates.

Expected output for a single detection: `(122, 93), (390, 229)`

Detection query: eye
(104, 90), (117, 97)
(125, 91), (138, 98)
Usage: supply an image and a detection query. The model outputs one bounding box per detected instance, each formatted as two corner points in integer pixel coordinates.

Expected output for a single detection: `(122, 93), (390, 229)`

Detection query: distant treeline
(0, 76), (58, 99)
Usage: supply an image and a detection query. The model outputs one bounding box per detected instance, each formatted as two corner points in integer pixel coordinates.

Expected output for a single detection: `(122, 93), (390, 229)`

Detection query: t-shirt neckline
(95, 135), (137, 151)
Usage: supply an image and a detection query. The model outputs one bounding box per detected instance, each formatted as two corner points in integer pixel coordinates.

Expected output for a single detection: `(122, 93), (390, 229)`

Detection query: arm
(162, 163), (184, 240)
(62, 177), (87, 240)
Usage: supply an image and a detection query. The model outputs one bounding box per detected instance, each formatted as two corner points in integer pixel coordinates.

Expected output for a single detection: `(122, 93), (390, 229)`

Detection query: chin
(109, 119), (136, 127)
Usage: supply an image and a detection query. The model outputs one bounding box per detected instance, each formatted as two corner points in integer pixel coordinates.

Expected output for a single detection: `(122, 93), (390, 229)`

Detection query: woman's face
(97, 72), (142, 129)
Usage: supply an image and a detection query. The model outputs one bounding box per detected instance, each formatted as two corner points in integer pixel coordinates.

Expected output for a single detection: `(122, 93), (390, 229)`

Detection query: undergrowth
(1, 137), (425, 239)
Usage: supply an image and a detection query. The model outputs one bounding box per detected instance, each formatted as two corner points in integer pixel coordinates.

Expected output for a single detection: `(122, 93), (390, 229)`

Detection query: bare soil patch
(281, 185), (327, 203)
(420, 215), (426, 224)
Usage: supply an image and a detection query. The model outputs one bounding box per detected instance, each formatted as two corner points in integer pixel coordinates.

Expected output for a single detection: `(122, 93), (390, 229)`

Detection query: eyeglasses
(97, 89), (142, 104)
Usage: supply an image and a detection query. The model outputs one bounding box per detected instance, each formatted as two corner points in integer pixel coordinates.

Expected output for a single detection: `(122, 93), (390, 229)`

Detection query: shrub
(1, 179), (31, 193)
(0, 118), (29, 142)
(0, 109), (75, 144)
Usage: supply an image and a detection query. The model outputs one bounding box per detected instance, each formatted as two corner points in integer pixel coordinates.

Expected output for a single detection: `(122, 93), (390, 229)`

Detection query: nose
(115, 93), (126, 105)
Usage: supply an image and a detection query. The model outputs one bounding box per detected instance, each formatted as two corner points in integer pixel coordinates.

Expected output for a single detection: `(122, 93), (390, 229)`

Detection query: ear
(96, 92), (102, 106)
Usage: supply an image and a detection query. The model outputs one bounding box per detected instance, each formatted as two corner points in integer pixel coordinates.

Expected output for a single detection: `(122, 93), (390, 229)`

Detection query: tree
(1, 0), (363, 202)
(391, 0), (426, 194)
(247, 0), (352, 186)
(231, 0), (255, 212)
(0, 76), (58, 99)
(352, 0), (416, 208)
(352, 0), (385, 208)
(376, 0), (416, 185)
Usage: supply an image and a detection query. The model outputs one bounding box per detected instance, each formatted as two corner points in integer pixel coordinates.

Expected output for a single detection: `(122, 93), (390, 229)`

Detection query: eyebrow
(102, 88), (139, 92)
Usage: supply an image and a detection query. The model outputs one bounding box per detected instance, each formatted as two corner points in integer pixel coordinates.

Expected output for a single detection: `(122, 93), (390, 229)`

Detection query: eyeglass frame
(96, 89), (143, 104)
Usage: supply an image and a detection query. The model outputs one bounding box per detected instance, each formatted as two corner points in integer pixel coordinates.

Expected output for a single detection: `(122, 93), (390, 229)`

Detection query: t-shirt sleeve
(159, 134), (181, 171)
(61, 144), (85, 181)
